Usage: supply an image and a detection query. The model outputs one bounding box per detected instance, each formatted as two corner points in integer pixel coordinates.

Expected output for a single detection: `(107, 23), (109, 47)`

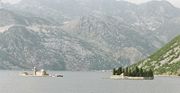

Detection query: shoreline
(110, 75), (154, 80)
(154, 75), (180, 78)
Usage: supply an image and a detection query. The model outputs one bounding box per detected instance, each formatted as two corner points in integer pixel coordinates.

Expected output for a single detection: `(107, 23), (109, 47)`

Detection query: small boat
(50, 74), (63, 77)
(55, 74), (63, 77)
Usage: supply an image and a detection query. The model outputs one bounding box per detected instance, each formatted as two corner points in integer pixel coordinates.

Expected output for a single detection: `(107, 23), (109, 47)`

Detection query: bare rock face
(0, 0), (179, 70)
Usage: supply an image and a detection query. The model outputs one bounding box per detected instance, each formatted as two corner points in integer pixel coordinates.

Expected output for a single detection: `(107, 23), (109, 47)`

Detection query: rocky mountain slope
(132, 35), (180, 75)
(0, 0), (180, 70)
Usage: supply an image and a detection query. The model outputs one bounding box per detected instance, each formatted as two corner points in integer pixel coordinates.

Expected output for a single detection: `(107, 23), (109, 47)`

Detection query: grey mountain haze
(0, 0), (179, 70)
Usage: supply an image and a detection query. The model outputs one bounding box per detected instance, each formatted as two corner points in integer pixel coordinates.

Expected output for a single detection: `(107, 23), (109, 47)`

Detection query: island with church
(19, 67), (63, 77)
(110, 66), (154, 80)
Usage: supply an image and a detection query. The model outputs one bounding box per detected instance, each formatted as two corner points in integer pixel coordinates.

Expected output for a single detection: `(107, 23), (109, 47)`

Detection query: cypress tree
(128, 69), (132, 76)
(117, 67), (122, 75)
(149, 69), (154, 77)
(124, 67), (129, 76)
(139, 68), (143, 77)
(113, 68), (116, 75)
(135, 66), (139, 76)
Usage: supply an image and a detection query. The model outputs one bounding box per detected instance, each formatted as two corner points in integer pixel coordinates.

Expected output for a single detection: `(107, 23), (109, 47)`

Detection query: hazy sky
(1, 0), (21, 4)
(125, 0), (180, 8)
(1, 0), (180, 8)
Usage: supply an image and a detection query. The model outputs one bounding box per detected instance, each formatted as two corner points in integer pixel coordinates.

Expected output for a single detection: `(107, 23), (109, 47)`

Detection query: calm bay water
(0, 71), (179, 93)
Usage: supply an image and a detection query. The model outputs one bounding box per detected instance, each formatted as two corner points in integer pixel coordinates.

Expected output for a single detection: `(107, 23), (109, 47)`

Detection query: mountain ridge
(0, 0), (179, 70)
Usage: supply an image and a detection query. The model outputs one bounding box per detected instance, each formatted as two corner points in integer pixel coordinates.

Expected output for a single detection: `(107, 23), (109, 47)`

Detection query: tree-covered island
(111, 66), (154, 80)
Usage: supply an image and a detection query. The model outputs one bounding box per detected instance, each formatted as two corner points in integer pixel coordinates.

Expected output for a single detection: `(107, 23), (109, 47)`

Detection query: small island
(19, 67), (63, 77)
(20, 67), (49, 77)
(110, 66), (154, 80)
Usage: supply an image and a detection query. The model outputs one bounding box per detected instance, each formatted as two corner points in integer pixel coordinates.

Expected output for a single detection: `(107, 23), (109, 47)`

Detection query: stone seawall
(110, 75), (154, 80)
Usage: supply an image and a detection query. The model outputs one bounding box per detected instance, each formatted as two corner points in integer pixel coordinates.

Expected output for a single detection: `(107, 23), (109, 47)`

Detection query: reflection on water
(0, 71), (179, 93)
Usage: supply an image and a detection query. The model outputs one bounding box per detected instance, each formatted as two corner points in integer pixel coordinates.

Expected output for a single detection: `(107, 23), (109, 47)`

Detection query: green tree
(113, 68), (116, 75)
(139, 68), (143, 77)
(149, 69), (154, 77)
(124, 67), (129, 76)
(128, 69), (132, 76)
(135, 66), (139, 76)
(117, 67), (122, 75)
